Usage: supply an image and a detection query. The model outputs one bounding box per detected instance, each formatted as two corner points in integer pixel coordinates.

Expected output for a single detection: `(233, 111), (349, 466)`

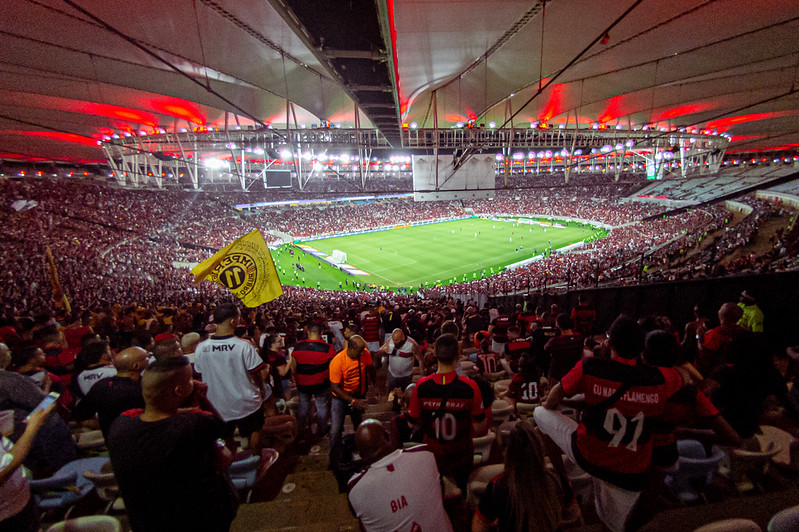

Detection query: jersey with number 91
(561, 357), (683, 491)
(407, 372), (485, 477)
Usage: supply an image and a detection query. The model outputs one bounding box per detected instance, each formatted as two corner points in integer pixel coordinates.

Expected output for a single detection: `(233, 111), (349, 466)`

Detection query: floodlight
(204, 158), (228, 170)
(488, 121), (496, 128)
(410, 122), (418, 129)
(279, 149), (292, 159)
(495, 153), (504, 160)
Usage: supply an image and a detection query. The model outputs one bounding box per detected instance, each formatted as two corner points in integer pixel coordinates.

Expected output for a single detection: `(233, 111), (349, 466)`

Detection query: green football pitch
(271, 217), (606, 291)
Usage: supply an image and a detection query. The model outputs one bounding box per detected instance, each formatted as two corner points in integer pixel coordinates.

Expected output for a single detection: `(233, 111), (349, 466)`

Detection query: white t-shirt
(0, 436), (30, 521)
(386, 337), (418, 379)
(348, 446), (453, 532)
(328, 320), (345, 351)
(77, 366), (117, 396)
(194, 335), (264, 422)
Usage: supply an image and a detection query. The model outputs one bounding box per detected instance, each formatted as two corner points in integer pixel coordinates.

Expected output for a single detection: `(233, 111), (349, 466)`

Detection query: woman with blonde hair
(472, 421), (566, 532)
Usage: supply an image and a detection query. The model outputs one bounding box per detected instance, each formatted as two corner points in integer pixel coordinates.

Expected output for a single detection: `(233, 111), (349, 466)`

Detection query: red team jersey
(507, 372), (541, 404)
(561, 357), (683, 490)
(362, 315), (381, 343)
(475, 352), (500, 374)
(408, 371), (484, 476)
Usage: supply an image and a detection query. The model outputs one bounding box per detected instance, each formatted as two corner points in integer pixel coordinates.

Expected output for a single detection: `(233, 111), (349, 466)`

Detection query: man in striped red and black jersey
(545, 313), (584, 384)
(488, 309), (512, 356)
(504, 326), (532, 373)
(535, 315), (687, 532)
(291, 321), (336, 440)
(361, 307), (383, 360)
(408, 333), (487, 491)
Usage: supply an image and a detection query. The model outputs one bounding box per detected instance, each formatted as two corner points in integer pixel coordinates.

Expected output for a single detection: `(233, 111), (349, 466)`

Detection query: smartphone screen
(25, 392), (60, 421)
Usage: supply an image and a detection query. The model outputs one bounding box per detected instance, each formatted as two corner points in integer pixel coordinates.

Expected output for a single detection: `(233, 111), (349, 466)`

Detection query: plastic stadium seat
(755, 425), (799, 471)
(493, 379), (511, 398)
(467, 464), (504, 506)
(728, 439), (781, 493)
(490, 399), (513, 425)
(472, 431), (497, 466)
(74, 429), (106, 451)
(768, 504), (799, 532)
(46, 516), (122, 532)
(665, 440), (725, 503)
(83, 463), (122, 514)
(693, 518), (761, 532)
(228, 448), (280, 503)
(30, 457), (110, 518)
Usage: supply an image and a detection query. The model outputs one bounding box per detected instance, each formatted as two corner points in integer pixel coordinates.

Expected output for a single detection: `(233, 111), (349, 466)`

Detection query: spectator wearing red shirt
(696, 302), (745, 377)
(408, 333), (487, 492)
(535, 316), (686, 532)
(291, 322), (336, 440)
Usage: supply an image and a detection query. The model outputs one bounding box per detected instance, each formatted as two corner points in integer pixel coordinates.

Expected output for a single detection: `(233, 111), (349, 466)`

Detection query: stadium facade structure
(100, 124), (728, 191)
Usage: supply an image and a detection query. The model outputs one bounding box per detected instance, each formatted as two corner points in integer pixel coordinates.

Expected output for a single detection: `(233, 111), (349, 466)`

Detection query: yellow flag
(191, 230), (283, 307)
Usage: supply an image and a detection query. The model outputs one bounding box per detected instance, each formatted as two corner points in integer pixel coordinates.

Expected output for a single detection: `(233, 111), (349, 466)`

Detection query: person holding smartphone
(0, 404), (54, 532)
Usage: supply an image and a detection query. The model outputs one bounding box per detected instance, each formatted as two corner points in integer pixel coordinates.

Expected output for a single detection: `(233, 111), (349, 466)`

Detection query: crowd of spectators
(1, 176), (796, 313)
(1, 289), (798, 531)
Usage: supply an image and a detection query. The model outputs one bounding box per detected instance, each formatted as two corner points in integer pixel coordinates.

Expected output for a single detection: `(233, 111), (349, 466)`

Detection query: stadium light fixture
(279, 149), (292, 159)
(495, 153), (504, 161)
(615, 143), (624, 151)
(313, 162), (324, 172)
(537, 151), (545, 158)
(601, 145), (612, 153)
(512, 152), (524, 160)
(625, 140), (635, 148)
(528, 152), (536, 159)
(340, 154), (351, 163)
(253, 147), (264, 155)
(529, 122), (537, 128)
(545, 150), (552, 158)
(574, 149), (583, 155)
(455, 122), (464, 128)
(488, 121), (496, 128)
(302, 152), (312, 160)
(204, 158), (228, 170)
(410, 122), (418, 129)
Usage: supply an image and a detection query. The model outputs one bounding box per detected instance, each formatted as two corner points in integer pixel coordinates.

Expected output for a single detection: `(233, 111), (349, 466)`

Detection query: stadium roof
(2, 0), (798, 163)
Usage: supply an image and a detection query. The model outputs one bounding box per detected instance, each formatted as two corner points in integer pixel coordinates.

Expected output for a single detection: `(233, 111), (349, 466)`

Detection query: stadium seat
(473, 431), (497, 466)
(46, 516), (122, 532)
(467, 464), (504, 506)
(30, 457), (110, 519)
(83, 462), (123, 514)
(726, 439), (781, 493)
(490, 399), (513, 425)
(768, 504), (799, 532)
(755, 425), (799, 471)
(665, 440), (725, 503)
(693, 518), (761, 532)
(493, 379), (511, 398)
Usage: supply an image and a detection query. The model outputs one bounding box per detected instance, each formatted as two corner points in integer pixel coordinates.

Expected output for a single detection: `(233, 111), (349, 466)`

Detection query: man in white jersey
(348, 420), (452, 532)
(194, 302), (267, 451)
(377, 329), (424, 395)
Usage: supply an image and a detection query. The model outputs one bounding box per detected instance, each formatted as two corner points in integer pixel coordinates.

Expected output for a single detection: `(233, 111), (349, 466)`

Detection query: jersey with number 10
(408, 372), (484, 477)
(561, 357), (683, 491)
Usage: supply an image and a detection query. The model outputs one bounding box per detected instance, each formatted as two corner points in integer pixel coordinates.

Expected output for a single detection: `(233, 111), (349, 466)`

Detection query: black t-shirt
(72, 376), (145, 437)
(108, 409), (238, 532)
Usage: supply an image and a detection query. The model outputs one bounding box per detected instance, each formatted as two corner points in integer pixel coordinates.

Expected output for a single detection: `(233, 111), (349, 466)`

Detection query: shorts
(534, 406), (640, 532)
(222, 408), (265, 439)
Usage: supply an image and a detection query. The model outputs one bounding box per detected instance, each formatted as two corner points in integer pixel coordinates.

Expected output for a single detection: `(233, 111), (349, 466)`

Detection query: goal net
(330, 249), (348, 264)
